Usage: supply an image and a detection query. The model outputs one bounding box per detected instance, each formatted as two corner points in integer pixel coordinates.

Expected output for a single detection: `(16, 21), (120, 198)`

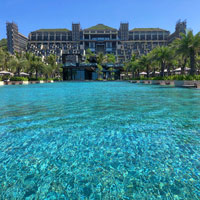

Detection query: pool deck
(129, 80), (200, 89)
(1, 79), (200, 89)
(0, 80), (54, 86)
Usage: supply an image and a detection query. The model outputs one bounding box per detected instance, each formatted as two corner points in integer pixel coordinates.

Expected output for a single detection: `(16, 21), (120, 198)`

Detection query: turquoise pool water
(0, 82), (200, 199)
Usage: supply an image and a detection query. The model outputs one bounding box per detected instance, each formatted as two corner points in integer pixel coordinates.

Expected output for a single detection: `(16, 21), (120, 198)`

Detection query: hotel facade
(27, 20), (186, 63)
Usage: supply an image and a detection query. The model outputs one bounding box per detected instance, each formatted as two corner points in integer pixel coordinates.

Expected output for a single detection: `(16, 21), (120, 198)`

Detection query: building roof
(33, 29), (70, 32)
(130, 28), (168, 32)
(18, 32), (28, 39)
(85, 24), (117, 31)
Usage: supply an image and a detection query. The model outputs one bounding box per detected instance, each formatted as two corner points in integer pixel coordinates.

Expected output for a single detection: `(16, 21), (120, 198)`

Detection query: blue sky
(0, 0), (199, 39)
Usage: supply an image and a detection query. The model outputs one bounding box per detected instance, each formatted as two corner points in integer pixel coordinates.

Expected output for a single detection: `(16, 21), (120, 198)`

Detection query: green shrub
(10, 77), (28, 81)
(131, 74), (200, 81)
(1, 75), (11, 81)
(46, 78), (53, 81)
(152, 76), (164, 80)
(164, 75), (199, 81)
(28, 77), (44, 81)
(53, 77), (62, 81)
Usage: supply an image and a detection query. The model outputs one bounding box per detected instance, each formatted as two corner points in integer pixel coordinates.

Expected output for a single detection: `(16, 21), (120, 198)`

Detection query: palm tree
(138, 54), (152, 78)
(97, 52), (105, 64)
(131, 60), (140, 78)
(46, 54), (58, 78)
(174, 31), (200, 75)
(29, 55), (43, 79)
(151, 46), (174, 77)
(106, 54), (116, 79)
(196, 55), (200, 74)
(7, 57), (19, 73)
(97, 64), (103, 79)
(106, 54), (116, 63)
(171, 39), (188, 75)
(123, 54), (137, 79)
(96, 53), (105, 79)
(0, 48), (5, 70)
(86, 48), (95, 63)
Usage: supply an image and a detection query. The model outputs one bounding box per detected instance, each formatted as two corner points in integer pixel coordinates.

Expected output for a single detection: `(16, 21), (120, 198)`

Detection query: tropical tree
(46, 54), (58, 78)
(17, 58), (29, 75)
(96, 53), (106, 79)
(29, 55), (43, 79)
(123, 62), (131, 78)
(0, 48), (5, 70)
(97, 52), (105, 64)
(123, 54), (137, 79)
(174, 31), (200, 75)
(172, 39), (188, 75)
(7, 57), (18, 73)
(106, 54), (115, 63)
(97, 64), (103, 79)
(138, 54), (152, 78)
(196, 55), (200, 73)
(106, 54), (116, 79)
(151, 46), (174, 77)
(0, 38), (7, 52)
(85, 48), (95, 63)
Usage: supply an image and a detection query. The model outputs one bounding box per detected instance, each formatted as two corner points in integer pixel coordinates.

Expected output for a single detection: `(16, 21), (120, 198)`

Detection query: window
(158, 34), (163, 40)
(44, 33), (48, 41)
(112, 34), (116, 39)
(50, 33), (54, 41)
(31, 34), (36, 41)
(62, 34), (67, 41)
(56, 34), (61, 41)
(147, 35), (151, 40)
(140, 35), (145, 40)
(152, 35), (157, 40)
(84, 35), (89, 39)
(38, 34), (42, 41)
(134, 35), (139, 40)
(129, 35), (133, 40)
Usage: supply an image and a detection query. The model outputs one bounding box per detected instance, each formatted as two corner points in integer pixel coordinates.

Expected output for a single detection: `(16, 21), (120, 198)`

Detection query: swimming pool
(0, 82), (200, 199)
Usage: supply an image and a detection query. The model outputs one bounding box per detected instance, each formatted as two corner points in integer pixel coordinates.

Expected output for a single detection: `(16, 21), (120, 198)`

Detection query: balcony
(106, 48), (113, 52)
(82, 38), (119, 41)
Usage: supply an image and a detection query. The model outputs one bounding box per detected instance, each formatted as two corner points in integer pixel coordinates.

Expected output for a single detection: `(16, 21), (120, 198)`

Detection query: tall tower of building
(72, 23), (81, 41)
(175, 20), (187, 35)
(168, 19), (187, 43)
(119, 23), (129, 41)
(6, 22), (19, 54)
(6, 22), (28, 54)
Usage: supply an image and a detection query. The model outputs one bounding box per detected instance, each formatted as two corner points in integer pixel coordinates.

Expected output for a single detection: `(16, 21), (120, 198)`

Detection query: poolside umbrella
(0, 71), (12, 75)
(174, 68), (181, 72)
(164, 69), (173, 73)
(140, 72), (147, 75)
(20, 72), (29, 76)
(150, 71), (160, 75)
(174, 67), (191, 72)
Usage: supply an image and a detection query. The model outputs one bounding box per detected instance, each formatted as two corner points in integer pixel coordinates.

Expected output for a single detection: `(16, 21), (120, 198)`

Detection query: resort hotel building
(6, 20), (186, 80)
(26, 21), (186, 63)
